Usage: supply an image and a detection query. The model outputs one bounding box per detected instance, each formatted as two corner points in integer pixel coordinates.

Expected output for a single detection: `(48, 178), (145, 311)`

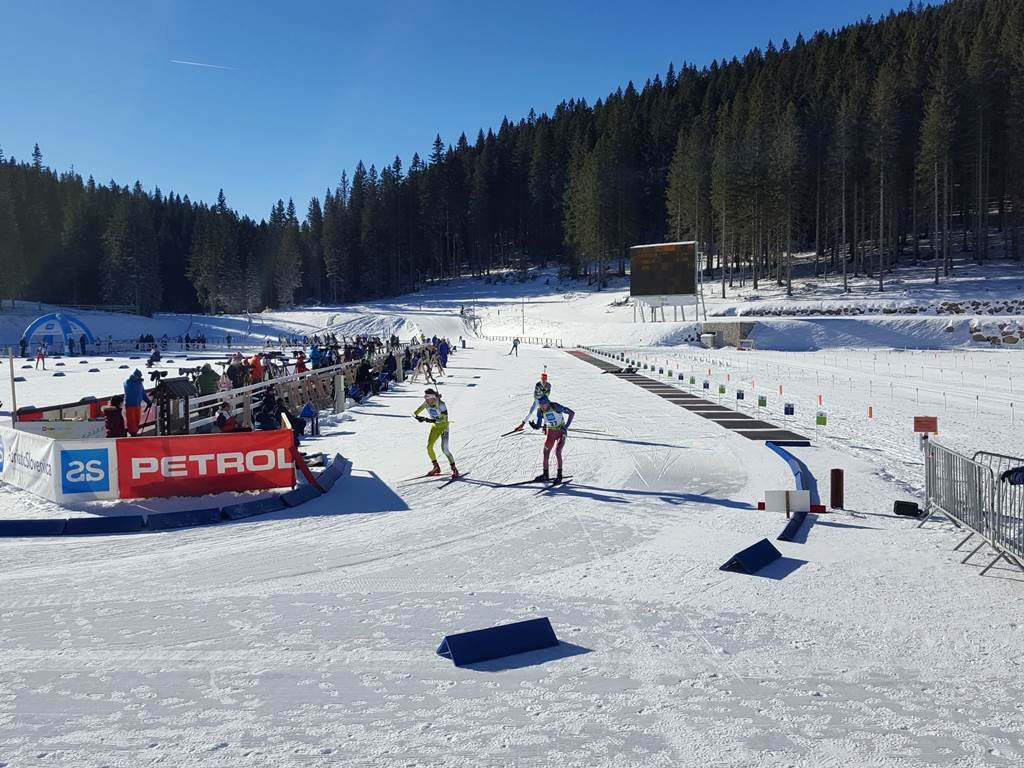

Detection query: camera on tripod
(149, 370), (168, 383)
(178, 366), (203, 377)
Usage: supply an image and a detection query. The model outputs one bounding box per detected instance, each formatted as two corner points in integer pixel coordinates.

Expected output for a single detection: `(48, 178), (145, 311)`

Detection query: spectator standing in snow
(123, 369), (151, 436)
(249, 353), (264, 383)
(102, 395), (127, 438)
(79, 334), (87, 355)
(226, 353), (248, 388)
(194, 363), (220, 397)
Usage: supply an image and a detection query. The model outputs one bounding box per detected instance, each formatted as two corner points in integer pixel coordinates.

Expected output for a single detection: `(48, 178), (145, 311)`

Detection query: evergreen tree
(101, 189), (161, 314)
(0, 175), (25, 305)
(274, 199), (303, 305)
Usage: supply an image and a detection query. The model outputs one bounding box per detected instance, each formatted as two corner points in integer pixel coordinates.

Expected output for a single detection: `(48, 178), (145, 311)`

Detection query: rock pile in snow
(731, 296), (1024, 319)
(968, 318), (1022, 345)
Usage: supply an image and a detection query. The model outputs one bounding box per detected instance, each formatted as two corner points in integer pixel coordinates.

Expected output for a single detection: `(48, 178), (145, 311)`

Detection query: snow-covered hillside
(4, 255), (1021, 354)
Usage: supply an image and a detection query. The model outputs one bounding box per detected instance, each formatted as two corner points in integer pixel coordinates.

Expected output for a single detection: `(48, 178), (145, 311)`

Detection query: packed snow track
(0, 341), (1021, 767)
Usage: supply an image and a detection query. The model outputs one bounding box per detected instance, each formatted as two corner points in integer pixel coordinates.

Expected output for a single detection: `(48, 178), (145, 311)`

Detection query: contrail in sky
(170, 59), (235, 70)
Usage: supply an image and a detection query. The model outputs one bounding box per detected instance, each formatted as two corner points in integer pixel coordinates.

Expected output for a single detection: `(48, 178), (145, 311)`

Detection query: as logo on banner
(60, 448), (110, 494)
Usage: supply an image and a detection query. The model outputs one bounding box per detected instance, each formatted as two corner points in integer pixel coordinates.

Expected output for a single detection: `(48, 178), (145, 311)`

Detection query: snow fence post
(334, 374), (346, 413)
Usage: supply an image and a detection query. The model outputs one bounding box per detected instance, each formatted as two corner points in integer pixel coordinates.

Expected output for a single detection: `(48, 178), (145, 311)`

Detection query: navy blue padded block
(281, 484), (322, 507)
(221, 496), (287, 520)
(65, 515), (145, 535)
(720, 538), (782, 574)
(146, 508), (221, 530)
(316, 455), (348, 490)
(0, 519), (67, 537)
(436, 617), (559, 667)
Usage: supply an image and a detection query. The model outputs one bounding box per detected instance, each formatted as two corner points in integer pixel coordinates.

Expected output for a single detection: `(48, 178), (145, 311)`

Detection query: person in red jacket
(294, 351), (308, 373)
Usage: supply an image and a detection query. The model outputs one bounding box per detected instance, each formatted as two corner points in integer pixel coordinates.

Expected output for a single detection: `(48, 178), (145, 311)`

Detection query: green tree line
(1, 0), (1021, 314)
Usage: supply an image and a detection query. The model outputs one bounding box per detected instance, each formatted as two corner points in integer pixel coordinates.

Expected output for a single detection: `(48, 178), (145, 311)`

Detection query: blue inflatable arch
(22, 313), (97, 346)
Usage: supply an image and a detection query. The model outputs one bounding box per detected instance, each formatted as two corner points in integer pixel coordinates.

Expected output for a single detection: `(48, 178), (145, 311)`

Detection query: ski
(398, 473), (444, 485)
(532, 476), (572, 495)
(436, 471), (469, 489)
(496, 476), (549, 488)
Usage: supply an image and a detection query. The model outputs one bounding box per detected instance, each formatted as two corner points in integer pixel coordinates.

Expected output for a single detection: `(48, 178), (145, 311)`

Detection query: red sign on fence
(913, 416), (938, 434)
(116, 430), (295, 499)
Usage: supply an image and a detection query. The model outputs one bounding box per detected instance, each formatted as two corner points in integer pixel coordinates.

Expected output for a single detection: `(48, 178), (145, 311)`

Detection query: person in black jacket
(355, 359), (376, 395)
(103, 395), (127, 438)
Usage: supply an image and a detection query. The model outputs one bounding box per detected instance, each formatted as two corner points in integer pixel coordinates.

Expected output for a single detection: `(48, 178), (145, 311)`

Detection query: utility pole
(521, 296), (525, 336)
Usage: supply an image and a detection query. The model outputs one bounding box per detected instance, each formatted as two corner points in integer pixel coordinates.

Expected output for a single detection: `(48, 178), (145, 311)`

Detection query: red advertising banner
(116, 430), (295, 499)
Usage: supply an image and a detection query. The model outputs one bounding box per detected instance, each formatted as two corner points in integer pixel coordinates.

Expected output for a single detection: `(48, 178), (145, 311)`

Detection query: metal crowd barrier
(481, 335), (564, 348)
(179, 343), (423, 433)
(922, 440), (1024, 575)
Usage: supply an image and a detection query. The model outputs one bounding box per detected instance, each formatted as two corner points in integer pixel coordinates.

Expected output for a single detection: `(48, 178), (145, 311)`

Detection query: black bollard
(830, 468), (844, 510)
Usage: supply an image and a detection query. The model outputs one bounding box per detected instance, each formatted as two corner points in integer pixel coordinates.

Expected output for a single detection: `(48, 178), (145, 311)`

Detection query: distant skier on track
(512, 371), (551, 433)
(529, 395), (574, 483)
(508, 337), (520, 356)
(413, 388), (459, 479)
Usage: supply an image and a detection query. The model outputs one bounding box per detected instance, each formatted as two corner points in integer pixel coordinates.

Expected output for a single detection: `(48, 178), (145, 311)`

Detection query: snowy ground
(1, 340), (1023, 767)
(598, 344), (1024, 496)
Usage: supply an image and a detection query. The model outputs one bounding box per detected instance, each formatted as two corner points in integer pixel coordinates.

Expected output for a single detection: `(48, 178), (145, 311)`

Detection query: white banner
(17, 420), (106, 441)
(54, 439), (120, 503)
(0, 425), (59, 502)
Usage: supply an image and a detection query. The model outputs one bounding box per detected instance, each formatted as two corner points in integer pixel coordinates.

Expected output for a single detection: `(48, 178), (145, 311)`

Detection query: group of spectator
(181, 333), (209, 350)
(101, 332), (455, 440)
(19, 334), (89, 361)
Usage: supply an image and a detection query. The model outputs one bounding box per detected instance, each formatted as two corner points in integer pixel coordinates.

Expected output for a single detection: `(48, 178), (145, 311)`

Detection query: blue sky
(1, 0), (913, 219)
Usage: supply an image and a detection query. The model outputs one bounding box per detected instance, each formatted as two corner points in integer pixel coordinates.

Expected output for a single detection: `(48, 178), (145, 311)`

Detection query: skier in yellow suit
(413, 388), (459, 478)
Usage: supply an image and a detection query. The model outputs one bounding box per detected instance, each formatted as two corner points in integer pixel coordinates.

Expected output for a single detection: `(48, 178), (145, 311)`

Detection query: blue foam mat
(0, 519), (68, 537)
(316, 455), (349, 490)
(282, 484), (322, 507)
(146, 508), (222, 530)
(221, 496), (287, 520)
(65, 515), (145, 535)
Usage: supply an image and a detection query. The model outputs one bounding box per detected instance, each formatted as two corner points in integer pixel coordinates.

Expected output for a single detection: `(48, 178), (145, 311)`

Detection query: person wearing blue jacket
(437, 340), (450, 368)
(309, 345), (322, 368)
(529, 396), (574, 482)
(123, 369), (151, 436)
